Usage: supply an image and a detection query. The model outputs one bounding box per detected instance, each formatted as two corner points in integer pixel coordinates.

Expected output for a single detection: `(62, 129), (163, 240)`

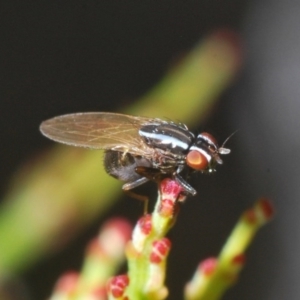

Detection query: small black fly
(40, 112), (230, 196)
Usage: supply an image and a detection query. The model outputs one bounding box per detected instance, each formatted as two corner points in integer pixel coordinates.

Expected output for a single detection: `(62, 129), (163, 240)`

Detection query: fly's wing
(40, 112), (158, 155)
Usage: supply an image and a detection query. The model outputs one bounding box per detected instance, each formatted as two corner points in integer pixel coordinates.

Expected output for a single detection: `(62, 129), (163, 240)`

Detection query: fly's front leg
(174, 174), (197, 196)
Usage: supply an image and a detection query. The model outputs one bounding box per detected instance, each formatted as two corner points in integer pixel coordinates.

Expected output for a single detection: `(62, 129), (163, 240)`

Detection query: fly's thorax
(149, 147), (186, 172)
(139, 122), (194, 155)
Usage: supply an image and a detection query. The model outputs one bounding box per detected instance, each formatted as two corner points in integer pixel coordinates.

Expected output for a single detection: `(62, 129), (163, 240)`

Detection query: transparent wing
(40, 112), (158, 154)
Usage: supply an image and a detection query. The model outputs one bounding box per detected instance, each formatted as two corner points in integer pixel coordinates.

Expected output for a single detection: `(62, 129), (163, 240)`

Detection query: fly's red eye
(186, 150), (208, 170)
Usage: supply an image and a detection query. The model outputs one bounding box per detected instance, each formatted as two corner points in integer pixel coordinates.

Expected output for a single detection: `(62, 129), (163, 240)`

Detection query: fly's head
(186, 132), (231, 173)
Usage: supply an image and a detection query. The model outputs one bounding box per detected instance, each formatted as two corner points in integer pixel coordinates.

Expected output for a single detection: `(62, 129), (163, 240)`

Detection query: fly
(39, 112), (231, 196)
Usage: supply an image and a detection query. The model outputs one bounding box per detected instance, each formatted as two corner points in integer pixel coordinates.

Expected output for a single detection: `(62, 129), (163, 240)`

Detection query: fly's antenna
(218, 130), (238, 155)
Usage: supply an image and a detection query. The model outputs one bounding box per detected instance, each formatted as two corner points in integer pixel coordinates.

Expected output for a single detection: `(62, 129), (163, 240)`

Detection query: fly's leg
(122, 177), (149, 190)
(122, 177), (149, 214)
(135, 166), (165, 182)
(136, 165), (197, 196)
(174, 174), (197, 196)
(123, 166), (166, 214)
(123, 189), (149, 214)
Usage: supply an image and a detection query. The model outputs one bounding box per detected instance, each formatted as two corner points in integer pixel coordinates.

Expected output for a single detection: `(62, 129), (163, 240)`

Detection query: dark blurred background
(1, 1), (300, 299)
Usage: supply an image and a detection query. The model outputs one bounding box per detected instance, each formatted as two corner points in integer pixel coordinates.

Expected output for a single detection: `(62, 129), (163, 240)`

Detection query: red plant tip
(132, 215), (153, 252)
(160, 178), (184, 199)
(86, 238), (106, 258)
(231, 253), (246, 266)
(159, 199), (176, 217)
(138, 214), (152, 235)
(244, 198), (274, 225)
(90, 286), (107, 298)
(101, 218), (132, 244)
(211, 29), (243, 66)
(198, 257), (218, 276)
(244, 209), (257, 224)
(54, 271), (79, 293)
(150, 238), (172, 264)
(97, 218), (132, 259)
(107, 275), (129, 298)
(256, 198), (275, 221)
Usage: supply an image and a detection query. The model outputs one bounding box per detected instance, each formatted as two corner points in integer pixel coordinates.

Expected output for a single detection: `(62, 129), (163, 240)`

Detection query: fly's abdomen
(104, 150), (152, 182)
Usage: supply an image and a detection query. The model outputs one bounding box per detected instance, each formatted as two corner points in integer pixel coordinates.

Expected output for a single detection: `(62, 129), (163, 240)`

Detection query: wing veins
(40, 112), (159, 152)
